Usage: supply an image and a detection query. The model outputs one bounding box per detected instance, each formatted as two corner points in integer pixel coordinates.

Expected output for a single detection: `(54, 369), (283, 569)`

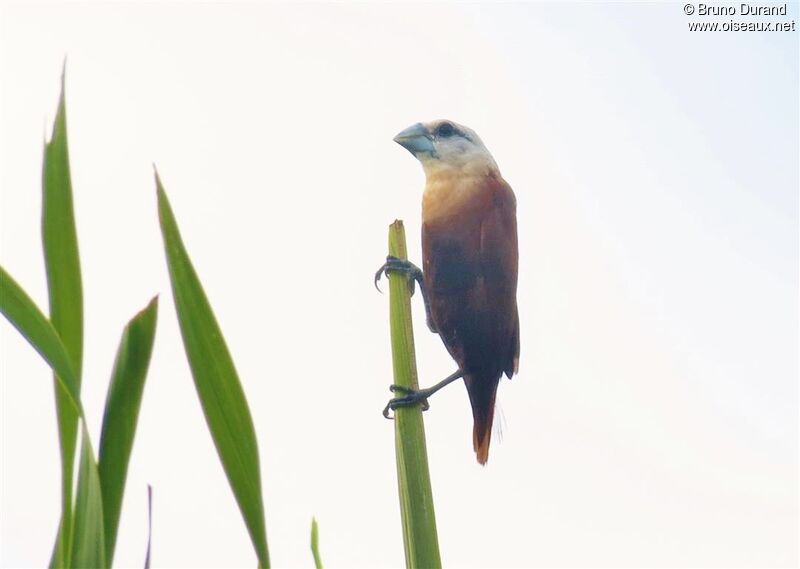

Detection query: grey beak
(393, 123), (435, 156)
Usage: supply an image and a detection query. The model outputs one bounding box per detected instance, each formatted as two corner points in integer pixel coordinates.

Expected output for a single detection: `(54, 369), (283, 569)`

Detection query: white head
(393, 119), (499, 178)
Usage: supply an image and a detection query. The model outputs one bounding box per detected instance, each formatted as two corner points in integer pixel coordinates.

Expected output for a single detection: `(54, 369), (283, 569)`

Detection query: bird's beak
(393, 123), (435, 156)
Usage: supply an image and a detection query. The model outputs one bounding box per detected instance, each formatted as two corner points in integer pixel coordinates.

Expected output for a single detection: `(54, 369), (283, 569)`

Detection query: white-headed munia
(377, 119), (519, 465)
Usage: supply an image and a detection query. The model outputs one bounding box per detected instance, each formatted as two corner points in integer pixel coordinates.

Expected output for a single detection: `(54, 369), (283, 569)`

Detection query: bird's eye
(437, 122), (455, 138)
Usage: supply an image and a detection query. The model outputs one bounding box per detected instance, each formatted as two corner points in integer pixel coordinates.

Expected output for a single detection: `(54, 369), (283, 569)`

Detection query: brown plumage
(394, 119), (519, 464)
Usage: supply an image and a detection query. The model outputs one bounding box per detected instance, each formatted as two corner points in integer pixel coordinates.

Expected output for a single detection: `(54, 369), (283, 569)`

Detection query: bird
(377, 119), (519, 465)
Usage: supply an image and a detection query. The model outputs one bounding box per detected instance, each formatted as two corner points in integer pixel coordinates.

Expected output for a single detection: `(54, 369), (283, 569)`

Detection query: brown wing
(477, 178), (519, 379)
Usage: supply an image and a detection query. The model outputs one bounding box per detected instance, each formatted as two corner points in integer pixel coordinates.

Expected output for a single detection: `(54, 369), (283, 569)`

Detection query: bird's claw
(374, 256), (418, 295)
(382, 384), (430, 419)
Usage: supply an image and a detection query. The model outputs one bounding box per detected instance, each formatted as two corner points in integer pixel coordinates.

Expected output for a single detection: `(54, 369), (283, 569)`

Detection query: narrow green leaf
(0, 266), (102, 569)
(71, 429), (106, 569)
(0, 266), (82, 415)
(42, 68), (83, 567)
(310, 517), (323, 569)
(0, 267), (106, 569)
(98, 296), (159, 565)
(385, 220), (441, 568)
(144, 485), (153, 569)
(156, 172), (270, 568)
(43, 70), (83, 367)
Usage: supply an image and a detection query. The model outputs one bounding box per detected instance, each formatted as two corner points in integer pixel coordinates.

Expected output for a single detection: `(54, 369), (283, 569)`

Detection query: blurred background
(1, 2), (797, 567)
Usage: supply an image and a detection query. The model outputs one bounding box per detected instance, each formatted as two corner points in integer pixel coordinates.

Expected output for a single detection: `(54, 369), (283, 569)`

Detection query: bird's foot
(382, 384), (431, 419)
(374, 256), (422, 295)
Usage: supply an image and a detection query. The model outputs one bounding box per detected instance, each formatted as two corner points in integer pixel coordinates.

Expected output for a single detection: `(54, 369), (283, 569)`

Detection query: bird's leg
(382, 369), (463, 419)
(374, 255), (422, 294)
(374, 255), (437, 333)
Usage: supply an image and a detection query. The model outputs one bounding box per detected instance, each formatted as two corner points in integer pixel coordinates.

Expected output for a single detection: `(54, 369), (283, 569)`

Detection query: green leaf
(311, 517), (323, 569)
(71, 429), (106, 569)
(42, 68), (84, 568)
(385, 220), (441, 568)
(98, 297), (159, 565)
(43, 70), (83, 370)
(144, 485), (153, 569)
(0, 266), (103, 568)
(0, 266), (82, 415)
(156, 172), (270, 568)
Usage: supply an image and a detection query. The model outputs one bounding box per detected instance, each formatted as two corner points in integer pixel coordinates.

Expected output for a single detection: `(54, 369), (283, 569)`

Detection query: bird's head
(393, 119), (498, 177)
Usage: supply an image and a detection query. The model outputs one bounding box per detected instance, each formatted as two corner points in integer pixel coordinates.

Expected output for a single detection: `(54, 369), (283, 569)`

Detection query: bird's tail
(465, 373), (501, 465)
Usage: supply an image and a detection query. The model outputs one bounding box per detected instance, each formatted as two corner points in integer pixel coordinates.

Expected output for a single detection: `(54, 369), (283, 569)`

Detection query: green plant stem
(310, 517), (323, 569)
(386, 220), (441, 569)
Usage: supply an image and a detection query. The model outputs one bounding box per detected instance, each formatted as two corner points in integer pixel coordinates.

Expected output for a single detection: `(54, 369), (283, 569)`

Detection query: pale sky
(1, 2), (798, 568)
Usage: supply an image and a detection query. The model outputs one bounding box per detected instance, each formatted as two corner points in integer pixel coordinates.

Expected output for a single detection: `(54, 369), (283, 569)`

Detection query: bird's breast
(422, 170), (493, 224)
